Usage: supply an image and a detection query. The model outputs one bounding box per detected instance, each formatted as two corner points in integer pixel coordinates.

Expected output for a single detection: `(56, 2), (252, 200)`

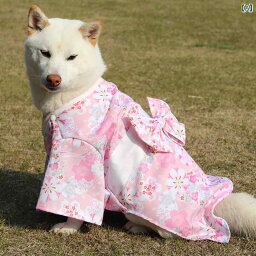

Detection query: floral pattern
(137, 176), (162, 201)
(37, 78), (233, 242)
(167, 168), (190, 193)
(61, 201), (83, 218)
(40, 176), (62, 202)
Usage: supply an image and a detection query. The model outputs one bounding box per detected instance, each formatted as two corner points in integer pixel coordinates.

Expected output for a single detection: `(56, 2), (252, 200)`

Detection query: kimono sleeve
(36, 137), (105, 225)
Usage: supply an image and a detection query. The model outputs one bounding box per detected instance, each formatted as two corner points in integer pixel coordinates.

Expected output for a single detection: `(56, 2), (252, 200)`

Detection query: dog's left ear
(79, 20), (102, 46)
(27, 5), (49, 35)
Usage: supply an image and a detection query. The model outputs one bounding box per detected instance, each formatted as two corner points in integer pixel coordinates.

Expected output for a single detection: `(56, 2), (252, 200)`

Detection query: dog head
(24, 5), (106, 95)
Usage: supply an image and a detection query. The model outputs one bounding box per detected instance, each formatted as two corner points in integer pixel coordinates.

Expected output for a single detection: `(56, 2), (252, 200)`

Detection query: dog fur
(24, 5), (256, 238)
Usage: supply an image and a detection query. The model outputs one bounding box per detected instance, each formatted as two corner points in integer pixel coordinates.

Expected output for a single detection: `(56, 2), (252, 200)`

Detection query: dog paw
(124, 221), (150, 234)
(50, 222), (79, 235)
(157, 229), (174, 238)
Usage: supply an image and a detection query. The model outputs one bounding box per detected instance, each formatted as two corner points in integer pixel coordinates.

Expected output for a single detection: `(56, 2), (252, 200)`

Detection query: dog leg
(124, 221), (151, 234)
(214, 192), (256, 237)
(50, 217), (83, 234)
(125, 213), (174, 238)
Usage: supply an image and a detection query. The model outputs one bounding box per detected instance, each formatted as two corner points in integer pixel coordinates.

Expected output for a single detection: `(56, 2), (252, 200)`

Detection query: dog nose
(46, 74), (61, 87)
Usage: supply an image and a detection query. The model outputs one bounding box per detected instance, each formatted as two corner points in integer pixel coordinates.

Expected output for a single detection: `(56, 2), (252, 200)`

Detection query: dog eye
(67, 55), (78, 61)
(40, 50), (51, 58)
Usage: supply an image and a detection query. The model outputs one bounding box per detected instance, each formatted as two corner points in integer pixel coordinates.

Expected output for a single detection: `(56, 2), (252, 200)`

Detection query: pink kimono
(37, 78), (233, 242)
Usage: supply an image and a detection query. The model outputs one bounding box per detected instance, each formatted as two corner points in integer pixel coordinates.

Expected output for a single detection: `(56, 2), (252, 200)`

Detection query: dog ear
(27, 5), (49, 35)
(79, 20), (102, 46)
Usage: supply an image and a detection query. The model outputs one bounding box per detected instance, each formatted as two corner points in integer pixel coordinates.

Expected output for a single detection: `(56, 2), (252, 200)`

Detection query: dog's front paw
(124, 221), (150, 234)
(50, 222), (79, 235)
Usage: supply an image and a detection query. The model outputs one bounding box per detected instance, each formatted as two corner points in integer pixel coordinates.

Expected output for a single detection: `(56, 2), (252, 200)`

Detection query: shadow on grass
(0, 168), (127, 232)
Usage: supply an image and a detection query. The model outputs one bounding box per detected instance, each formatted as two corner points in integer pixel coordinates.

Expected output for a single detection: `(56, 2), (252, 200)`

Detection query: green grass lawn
(0, 0), (255, 255)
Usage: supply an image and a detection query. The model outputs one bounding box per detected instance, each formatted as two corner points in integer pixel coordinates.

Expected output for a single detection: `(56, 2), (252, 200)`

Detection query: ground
(0, 0), (255, 255)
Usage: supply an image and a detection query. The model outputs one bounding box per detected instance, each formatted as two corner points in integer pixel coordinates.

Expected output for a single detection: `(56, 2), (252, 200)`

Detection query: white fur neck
(27, 63), (106, 115)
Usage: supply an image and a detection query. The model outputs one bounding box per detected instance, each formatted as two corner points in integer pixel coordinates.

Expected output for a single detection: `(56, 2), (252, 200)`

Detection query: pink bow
(127, 98), (186, 153)
(147, 97), (186, 146)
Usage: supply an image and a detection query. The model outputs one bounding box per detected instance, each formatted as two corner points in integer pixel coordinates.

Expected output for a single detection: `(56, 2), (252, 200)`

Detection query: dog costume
(37, 78), (233, 242)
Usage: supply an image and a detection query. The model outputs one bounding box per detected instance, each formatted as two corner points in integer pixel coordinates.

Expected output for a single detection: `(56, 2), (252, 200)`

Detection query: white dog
(24, 5), (256, 241)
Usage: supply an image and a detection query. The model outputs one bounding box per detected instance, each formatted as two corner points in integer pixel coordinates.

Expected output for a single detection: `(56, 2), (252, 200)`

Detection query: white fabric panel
(108, 127), (146, 193)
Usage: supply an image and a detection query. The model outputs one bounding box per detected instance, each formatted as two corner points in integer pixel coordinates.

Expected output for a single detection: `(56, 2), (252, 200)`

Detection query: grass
(0, 0), (255, 255)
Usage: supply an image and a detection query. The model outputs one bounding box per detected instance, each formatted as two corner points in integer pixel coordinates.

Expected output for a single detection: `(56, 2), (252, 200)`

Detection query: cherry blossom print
(37, 78), (233, 243)
(137, 176), (161, 201)
(61, 201), (83, 218)
(164, 209), (193, 237)
(93, 83), (114, 105)
(156, 191), (178, 223)
(167, 168), (190, 193)
(83, 199), (104, 224)
(147, 97), (186, 146)
(198, 221), (217, 238)
(119, 190), (135, 208)
(186, 184), (211, 205)
(38, 176), (62, 203)
(59, 176), (93, 199)
(88, 104), (106, 130)
(57, 113), (76, 138)
(158, 191), (178, 211)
